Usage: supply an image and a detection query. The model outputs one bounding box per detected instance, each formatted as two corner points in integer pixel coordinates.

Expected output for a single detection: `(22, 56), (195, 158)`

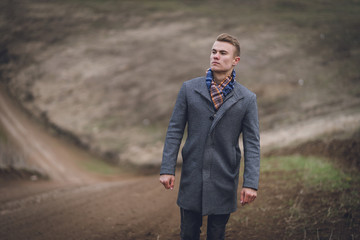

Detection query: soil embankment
(0, 84), (96, 183)
(2, 0), (359, 166)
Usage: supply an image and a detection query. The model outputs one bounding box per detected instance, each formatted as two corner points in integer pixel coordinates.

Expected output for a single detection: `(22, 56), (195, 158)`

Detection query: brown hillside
(1, 0), (359, 166)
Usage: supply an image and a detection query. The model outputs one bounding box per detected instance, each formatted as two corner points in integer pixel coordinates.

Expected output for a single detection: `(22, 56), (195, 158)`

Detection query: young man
(160, 33), (260, 240)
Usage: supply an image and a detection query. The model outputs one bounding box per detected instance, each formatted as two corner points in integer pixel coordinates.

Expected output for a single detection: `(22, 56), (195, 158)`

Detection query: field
(0, 0), (359, 239)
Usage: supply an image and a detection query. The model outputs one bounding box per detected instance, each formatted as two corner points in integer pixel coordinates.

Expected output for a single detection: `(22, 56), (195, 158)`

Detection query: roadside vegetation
(226, 155), (360, 240)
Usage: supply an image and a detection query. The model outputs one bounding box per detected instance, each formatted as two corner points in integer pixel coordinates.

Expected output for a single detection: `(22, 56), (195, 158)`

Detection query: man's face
(210, 41), (240, 74)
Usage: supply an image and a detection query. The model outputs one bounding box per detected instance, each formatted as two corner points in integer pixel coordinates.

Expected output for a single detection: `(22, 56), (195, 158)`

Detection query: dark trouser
(180, 208), (230, 240)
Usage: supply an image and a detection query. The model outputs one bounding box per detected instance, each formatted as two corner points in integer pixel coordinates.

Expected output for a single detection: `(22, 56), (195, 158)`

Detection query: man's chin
(211, 68), (226, 73)
(210, 66), (222, 72)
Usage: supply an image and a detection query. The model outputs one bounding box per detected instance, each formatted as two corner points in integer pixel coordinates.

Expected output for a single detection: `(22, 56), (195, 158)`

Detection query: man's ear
(233, 56), (240, 66)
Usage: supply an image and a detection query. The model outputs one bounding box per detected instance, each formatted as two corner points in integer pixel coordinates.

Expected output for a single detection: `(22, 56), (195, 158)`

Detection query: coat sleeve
(242, 94), (260, 190)
(160, 83), (188, 175)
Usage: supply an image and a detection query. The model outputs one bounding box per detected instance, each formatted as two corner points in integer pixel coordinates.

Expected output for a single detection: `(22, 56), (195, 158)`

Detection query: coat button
(209, 116), (214, 120)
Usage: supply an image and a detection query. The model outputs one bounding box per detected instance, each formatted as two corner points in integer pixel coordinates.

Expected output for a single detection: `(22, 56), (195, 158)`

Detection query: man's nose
(213, 53), (220, 59)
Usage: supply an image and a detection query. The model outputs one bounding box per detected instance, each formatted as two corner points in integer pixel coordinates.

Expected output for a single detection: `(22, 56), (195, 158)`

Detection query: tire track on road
(0, 86), (85, 183)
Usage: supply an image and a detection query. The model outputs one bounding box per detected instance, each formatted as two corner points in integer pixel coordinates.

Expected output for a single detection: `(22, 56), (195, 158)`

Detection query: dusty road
(1, 177), (180, 240)
(0, 85), (181, 240)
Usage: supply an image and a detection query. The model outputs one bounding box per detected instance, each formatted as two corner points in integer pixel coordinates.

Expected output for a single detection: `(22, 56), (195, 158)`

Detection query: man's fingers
(169, 177), (175, 190)
(245, 192), (251, 203)
(242, 193), (249, 205)
(159, 175), (175, 190)
(159, 176), (168, 189)
(162, 180), (168, 189)
(248, 195), (255, 204)
(240, 189), (245, 205)
(241, 188), (257, 206)
(165, 179), (171, 189)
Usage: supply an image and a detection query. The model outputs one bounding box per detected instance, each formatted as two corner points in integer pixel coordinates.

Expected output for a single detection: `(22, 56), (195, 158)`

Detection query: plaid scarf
(206, 68), (235, 111)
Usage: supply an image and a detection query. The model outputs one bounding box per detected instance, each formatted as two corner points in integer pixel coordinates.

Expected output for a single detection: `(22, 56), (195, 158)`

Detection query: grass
(232, 154), (360, 238)
(80, 156), (124, 175)
(255, 155), (360, 239)
(262, 155), (354, 190)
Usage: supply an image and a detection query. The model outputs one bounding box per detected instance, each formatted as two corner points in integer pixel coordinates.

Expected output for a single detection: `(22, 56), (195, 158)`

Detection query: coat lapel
(194, 77), (215, 113)
(194, 78), (212, 104)
(209, 83), (244, 133)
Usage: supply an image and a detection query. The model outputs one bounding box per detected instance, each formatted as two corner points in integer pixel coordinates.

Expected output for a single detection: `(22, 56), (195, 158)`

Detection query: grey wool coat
(160, 76), (260, 216)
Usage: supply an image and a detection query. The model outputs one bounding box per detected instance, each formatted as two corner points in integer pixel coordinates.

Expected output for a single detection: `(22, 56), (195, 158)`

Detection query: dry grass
(226, 154), (360, 240)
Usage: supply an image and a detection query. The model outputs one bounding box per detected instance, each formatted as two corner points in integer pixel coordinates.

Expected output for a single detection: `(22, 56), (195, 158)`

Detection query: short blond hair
(216, 33), (240, 57)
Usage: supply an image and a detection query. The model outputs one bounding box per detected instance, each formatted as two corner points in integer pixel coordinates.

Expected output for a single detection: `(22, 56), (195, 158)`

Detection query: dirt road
(1, 176), (180, 240)
(0, 84), (98, 183)
(0, 85), (182, 240)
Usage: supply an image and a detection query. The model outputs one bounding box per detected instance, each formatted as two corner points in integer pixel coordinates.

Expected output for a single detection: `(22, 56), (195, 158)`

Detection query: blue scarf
(206, 68), (236, 98)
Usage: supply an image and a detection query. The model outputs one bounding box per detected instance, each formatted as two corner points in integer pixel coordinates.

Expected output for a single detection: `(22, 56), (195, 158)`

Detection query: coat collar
(194, 77), (245, 133)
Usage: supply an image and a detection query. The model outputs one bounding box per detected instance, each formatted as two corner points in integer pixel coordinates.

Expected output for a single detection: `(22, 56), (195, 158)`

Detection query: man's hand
(159, 174), (175, 190)
(240, 187), (257, 206)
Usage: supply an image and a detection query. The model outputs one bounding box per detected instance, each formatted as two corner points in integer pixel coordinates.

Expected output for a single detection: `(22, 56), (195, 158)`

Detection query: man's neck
(213, 69), (233, 85)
